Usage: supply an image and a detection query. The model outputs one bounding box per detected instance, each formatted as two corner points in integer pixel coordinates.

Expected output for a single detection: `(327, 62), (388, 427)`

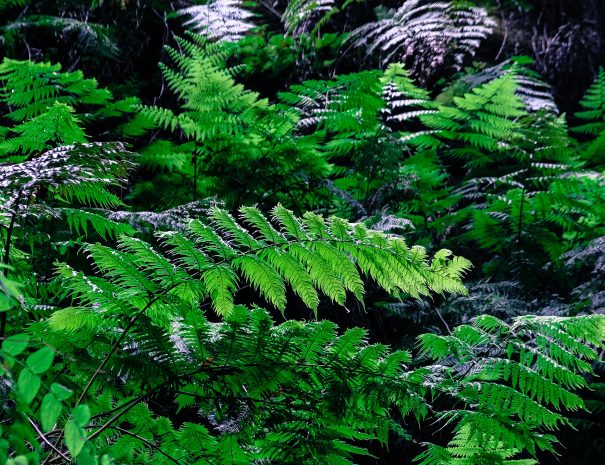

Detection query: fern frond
(418, 313), (605, 464)
(73, 205), (470, 318)
(349, 0), (495, 75)
(179, 0), (256, 42)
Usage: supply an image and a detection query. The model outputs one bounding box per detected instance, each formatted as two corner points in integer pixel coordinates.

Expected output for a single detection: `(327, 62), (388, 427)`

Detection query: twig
(105, 426), (181, 465)
(26, 416), (71, 463)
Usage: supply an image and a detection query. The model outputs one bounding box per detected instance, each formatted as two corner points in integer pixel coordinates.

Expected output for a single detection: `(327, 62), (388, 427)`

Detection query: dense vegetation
(1, 1), (604, 464)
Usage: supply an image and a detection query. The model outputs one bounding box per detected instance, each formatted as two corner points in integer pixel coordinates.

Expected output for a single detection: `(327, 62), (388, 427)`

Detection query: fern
(574, 67), (605, 136)
(380, 62), (436, 127)
(4, 196), (603, 465)
(179, 0), (256, 42)
(411, 72), (527, 168)
(283, 0), (336, 36)
(64, 209), (136, 241)
(0, 58), (111, 121)
(25, 254), (604, 465)
(137, 34), (328, 207)
(71, 205), (471, 318)
(441, 60), (558, 113)
(0, 103), (87, 162)
(107, 200), (223, 233)
(349, 1), (495, 80)
(0, 142), (131, 212)
(0, 58), (146, 139)
(573, 67), (605, 168)
(0, 140), (134, 287)
(417, 313), (605, 465)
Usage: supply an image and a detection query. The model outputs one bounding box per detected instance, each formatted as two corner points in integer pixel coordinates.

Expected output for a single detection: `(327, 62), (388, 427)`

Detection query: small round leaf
(65, 420), (86, 458)
(72, 404), (91, 427)
(50, 383), (73, 401)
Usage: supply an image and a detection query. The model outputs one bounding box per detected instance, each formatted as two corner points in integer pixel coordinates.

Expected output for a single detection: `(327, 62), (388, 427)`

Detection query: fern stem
(193, 151), (198, 201)
(75, 283), (182, 407)
(435, 308), (452, 335)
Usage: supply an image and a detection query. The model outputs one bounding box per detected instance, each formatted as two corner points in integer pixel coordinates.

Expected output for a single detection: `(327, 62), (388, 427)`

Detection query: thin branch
(75, 282), (182, 406)
(105, 426), (181, 465)
(26, 416), (71, 463)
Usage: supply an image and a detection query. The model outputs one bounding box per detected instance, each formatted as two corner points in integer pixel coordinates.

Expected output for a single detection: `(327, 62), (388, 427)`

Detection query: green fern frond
(70, 205), (470, 318)
(417, 313), (605, 464)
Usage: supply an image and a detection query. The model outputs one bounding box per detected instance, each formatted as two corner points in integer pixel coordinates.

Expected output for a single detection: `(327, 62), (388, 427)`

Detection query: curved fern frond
(573, 67), (605, 168)
(0, 58), (112, 122)
(0, 142), (132, 214)
(380, 62), (437, 127)
(443, 60), (558, 113)
(283, 0), (336, 36)
(73, 204), (471, 318)
(349, 1), (495, 75)
(574, 67), (605, 136)
(418, 313), (605, 464)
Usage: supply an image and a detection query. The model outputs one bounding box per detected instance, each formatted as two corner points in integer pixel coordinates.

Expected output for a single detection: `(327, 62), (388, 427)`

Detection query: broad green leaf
(26, 347), (55, 374)
(65, 420), (86, 458)
(40, 393), (62, 432)
(72, 405), (91, 427)
(1, 334), (29, 356)
(50, 383), (73, 401)
(17, 368), (41, 405)
(77, 442), (98, 465)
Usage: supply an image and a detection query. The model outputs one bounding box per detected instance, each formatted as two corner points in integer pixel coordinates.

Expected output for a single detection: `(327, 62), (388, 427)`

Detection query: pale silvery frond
(283, 0), (335, 36)
(349, 1), (495, 78)
(380, 63), (437, 126)
(179, 0), (256, 42)
(107, 199), (224, 232)
(0, 142), (131, 214)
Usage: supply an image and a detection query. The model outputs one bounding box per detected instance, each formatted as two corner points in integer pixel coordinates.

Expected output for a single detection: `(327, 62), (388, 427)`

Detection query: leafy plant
(348, 0), (495, 82)
(574, 67), (605, 168)
(137, 33), (329, 208)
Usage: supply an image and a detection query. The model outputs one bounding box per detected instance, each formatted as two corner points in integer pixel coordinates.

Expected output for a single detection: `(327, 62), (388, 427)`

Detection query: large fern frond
(70, 204), (470, 318)
(349, 1), (495, 77)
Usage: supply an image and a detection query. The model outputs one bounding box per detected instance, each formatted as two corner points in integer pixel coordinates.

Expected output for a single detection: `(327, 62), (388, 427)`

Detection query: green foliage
(0, 59), (111, 121)
(411, 72), (527, 167)
(0, 3), (604, 464)
(0, 103), (87, 162)
(417, 314), (605, 464)
(574, 67), (605, 168)
(348, 1), (495, 79)
(2, 238), (601, 464)
(396, 72), (605, 271)
(574, 67), (605, 137)
(59, 205), (470, 319)
(136, 33), (329, 208)
(0, 58), (146, 140)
